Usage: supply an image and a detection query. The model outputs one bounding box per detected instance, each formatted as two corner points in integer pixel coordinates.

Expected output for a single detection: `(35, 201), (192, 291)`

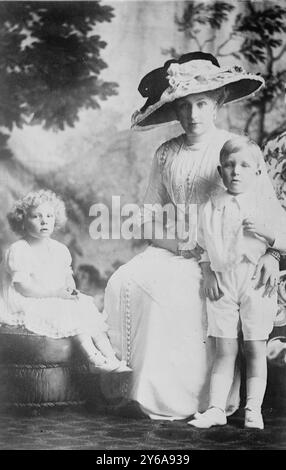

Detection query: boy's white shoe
(244, 408), (264, 430)
(188, 407), (227, 429)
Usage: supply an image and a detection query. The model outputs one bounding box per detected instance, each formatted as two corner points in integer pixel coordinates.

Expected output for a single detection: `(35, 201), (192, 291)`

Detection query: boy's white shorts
(207, 261), (277, 340)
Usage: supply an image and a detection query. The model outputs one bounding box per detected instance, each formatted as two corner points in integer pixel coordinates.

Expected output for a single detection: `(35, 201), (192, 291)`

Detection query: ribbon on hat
(164, 60), (245, 99)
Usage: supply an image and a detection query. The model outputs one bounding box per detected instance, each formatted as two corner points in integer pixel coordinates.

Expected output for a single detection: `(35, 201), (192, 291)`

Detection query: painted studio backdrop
(0, 0), (286, 290)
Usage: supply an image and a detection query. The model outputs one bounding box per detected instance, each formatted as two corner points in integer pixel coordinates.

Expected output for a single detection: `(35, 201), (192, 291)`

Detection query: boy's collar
(211, 189), (255, 210)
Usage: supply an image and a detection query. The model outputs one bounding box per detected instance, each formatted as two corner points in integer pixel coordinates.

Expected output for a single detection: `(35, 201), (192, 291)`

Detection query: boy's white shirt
(198, 188), (286, 273)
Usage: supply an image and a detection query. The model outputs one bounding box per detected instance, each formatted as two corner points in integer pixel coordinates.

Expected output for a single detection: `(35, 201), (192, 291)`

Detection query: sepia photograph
(0, 0), (285, 452)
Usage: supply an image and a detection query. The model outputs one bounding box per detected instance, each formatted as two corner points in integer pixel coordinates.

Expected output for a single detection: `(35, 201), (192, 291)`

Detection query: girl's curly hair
(7, 189), (67, 236)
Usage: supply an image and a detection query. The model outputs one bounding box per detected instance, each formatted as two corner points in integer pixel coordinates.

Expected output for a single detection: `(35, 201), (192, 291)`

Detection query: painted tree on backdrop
(0, 1), (117, 158)
(165, 0), (286, 145)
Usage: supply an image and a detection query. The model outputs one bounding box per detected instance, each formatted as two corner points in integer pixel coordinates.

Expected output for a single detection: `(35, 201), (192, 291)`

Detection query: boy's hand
(201, 264), (223, 301)
(243, 217), (275, 246)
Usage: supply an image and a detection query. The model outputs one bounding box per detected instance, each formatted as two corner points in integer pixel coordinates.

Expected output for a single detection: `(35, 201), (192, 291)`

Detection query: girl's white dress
(0, 238), (107, 338)
(103, 128), (285, 420)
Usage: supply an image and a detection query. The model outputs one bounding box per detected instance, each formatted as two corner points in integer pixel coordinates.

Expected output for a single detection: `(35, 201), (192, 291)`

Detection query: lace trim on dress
(157, 136), (183, 171)
(158, 143), (170, 170)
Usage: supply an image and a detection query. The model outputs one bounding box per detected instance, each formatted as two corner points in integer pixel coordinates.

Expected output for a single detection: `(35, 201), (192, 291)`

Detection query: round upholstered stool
(0, 325), (88, 410)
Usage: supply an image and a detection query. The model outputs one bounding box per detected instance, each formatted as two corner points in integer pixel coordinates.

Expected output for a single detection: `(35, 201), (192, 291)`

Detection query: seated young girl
(0, 189), (130, 374)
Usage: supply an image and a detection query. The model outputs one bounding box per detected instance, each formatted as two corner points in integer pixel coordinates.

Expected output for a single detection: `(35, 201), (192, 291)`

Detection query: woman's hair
(220, 135), (262, 166)
(174, 87), (228, 109)
(204, 87), (228, 107)
(7, 189), (67, 235)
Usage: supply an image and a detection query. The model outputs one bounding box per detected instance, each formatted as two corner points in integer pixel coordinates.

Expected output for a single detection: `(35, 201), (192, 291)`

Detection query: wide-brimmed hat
(131, 51), (265, 130)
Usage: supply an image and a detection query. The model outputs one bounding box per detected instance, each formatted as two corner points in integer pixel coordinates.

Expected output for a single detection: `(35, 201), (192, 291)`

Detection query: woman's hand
(179, 244), (204, 260)
(201, 262), (223, 301)
(252, 252), (279, 297)
(151, 237), (178, 254)
(143, 220), (178, 254)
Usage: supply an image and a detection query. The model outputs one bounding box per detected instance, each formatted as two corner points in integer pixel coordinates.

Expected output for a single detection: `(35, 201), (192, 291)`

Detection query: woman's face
(174, 92), (217, 137)
(24, 202), (55, 240)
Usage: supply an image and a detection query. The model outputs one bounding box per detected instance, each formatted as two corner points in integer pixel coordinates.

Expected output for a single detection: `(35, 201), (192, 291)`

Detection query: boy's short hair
(220, 135), (262, 167)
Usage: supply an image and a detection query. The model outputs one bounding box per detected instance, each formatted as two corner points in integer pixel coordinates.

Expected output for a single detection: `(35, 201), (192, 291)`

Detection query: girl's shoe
(244, 408), (264, 430)
(105, 358), (132, 374)
(113, 361), (132, 374)
(87, 351), (109, 373)
(89, 357), (132, 374)
(188, 407), (227, 429)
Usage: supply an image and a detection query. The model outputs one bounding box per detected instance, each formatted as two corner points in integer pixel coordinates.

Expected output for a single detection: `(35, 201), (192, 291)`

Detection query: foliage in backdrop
(0, 1), (117, 152)
(0, 0), (118, 266)
(1, 1), (286, 272)
(164, 0), (286, 145)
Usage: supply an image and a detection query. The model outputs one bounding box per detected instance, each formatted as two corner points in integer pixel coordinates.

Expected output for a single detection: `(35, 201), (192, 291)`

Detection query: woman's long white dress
(103, 128), (283, 420)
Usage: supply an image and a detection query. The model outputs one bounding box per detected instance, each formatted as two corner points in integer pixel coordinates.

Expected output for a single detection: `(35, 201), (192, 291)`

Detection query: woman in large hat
(103, 52), (284, 420)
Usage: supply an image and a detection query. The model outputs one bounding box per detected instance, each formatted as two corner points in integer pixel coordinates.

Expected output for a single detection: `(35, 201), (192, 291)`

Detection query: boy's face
(218, 150), (260, 195)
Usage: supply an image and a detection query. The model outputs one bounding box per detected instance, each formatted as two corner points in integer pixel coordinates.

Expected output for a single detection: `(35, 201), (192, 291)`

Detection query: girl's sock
(76, 334), (106, 364)
(92, 333), (118, 360)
